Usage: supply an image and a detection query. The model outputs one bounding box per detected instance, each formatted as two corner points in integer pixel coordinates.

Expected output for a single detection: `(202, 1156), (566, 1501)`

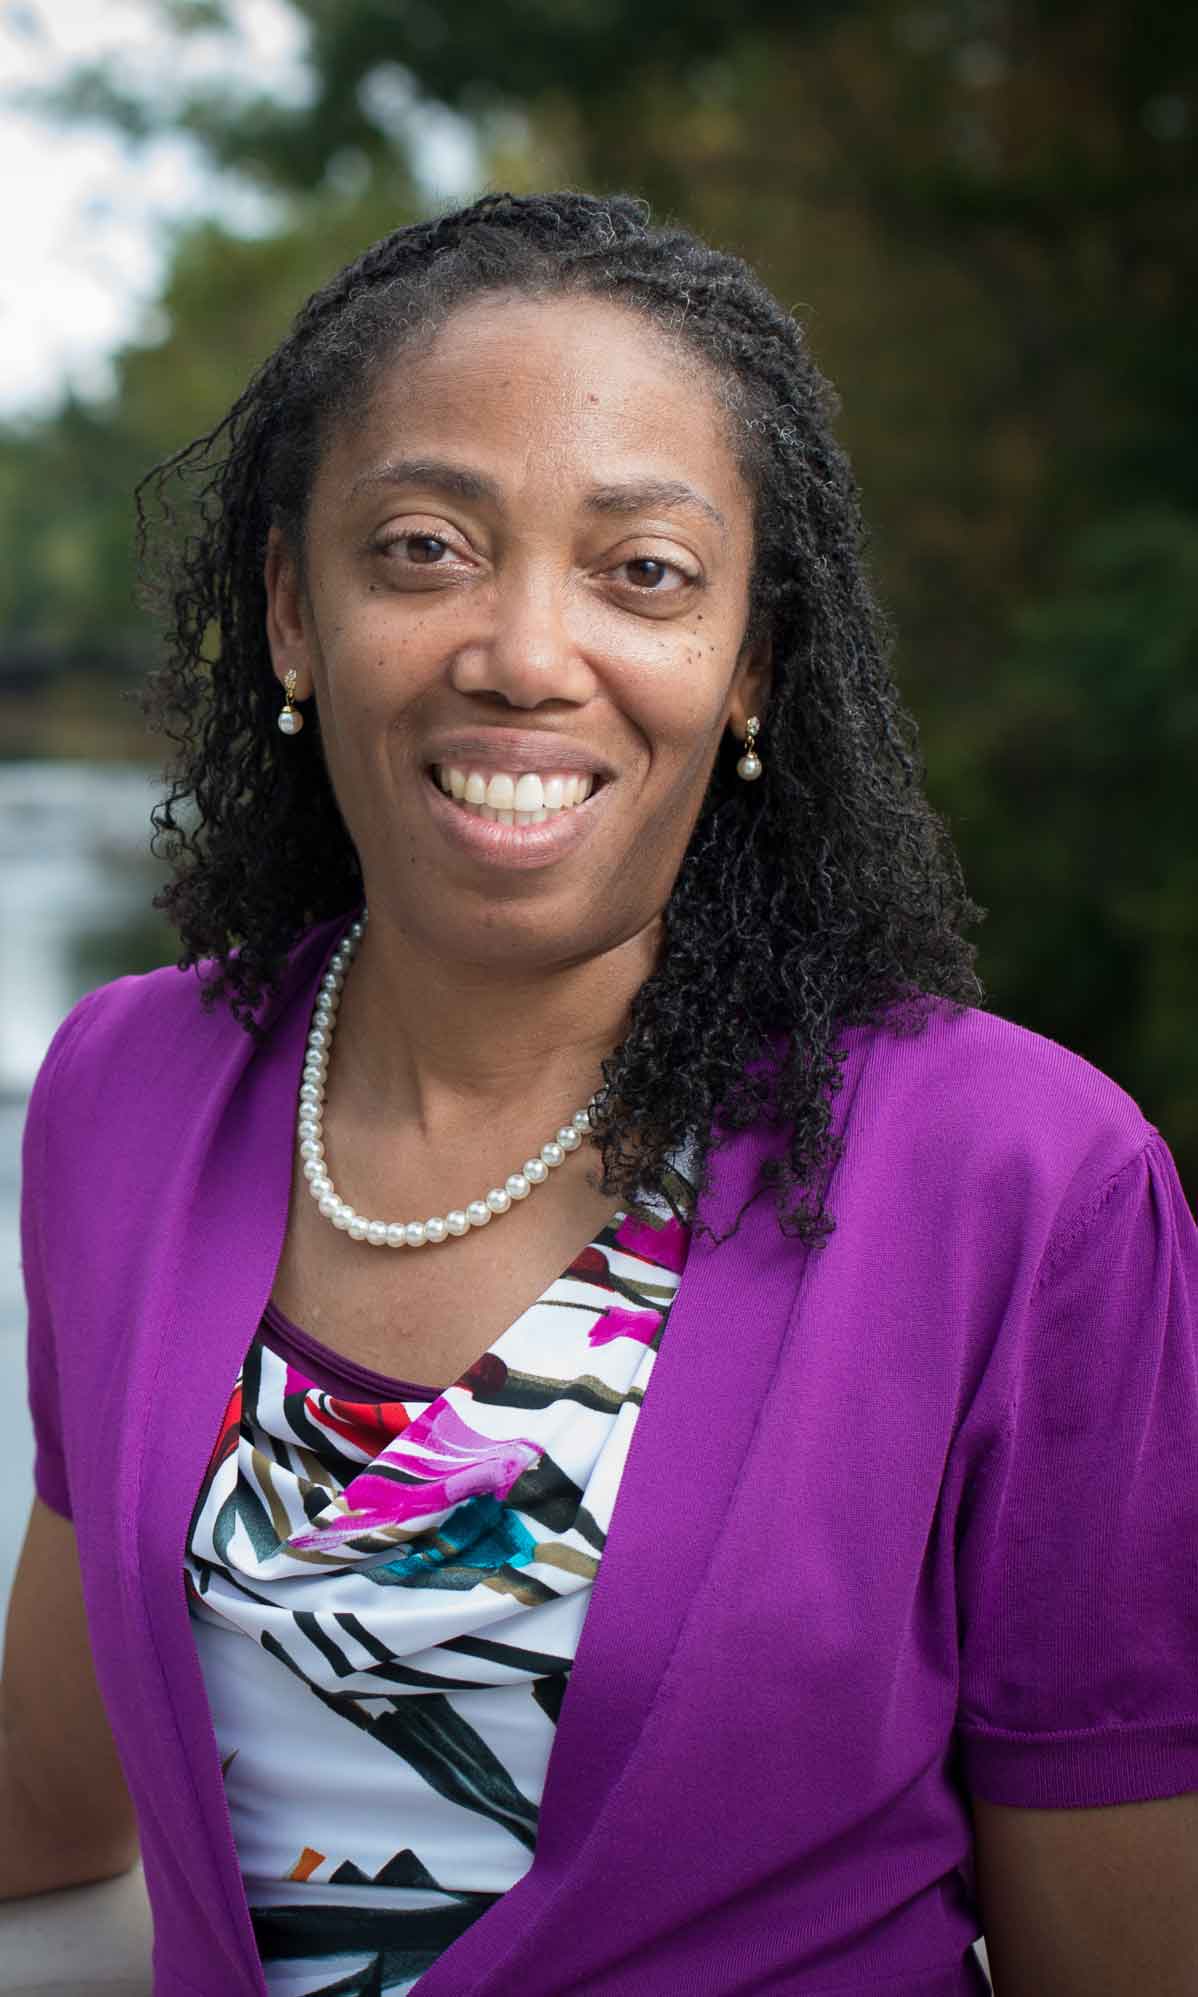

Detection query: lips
(422, 728), (613, 782)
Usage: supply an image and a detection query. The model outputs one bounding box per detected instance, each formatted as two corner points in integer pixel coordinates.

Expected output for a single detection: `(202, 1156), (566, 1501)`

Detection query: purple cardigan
(21, 918), (1198, 1996)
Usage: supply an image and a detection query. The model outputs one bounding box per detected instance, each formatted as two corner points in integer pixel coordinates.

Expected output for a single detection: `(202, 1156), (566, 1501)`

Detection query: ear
(727, 628), (773, 742)
(264, 524), (315, 700)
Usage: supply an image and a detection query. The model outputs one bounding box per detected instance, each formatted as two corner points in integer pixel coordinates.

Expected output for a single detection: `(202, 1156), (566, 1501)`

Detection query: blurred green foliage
(2, 0), (1194, 1186)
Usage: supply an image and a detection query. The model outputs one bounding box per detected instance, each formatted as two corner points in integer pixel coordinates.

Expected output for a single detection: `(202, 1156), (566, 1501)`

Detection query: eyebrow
(350, 456), (727, 532)
(351, 457), (495, 506)
(587, 478), (727, 532)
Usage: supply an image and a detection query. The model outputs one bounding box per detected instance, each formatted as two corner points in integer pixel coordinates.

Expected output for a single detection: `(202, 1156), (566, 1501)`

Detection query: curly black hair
(138, 187), (983, 1242)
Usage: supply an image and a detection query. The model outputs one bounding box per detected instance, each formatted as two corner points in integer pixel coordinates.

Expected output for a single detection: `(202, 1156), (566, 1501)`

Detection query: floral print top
(185, 1179), (693, 1997)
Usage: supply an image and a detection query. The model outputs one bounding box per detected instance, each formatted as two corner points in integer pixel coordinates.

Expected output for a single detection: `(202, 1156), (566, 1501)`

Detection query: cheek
(318, 601), (436, 720)
(630, 628), (739, 761)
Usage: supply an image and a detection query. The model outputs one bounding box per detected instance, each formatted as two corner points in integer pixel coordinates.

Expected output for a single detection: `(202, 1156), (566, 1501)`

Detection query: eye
(372, 528), (477, 583)
(615, 555), (696, 592)
(389, 533), (452, 564)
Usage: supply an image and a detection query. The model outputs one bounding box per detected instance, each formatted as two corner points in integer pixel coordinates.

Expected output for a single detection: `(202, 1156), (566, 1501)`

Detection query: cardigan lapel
(412, 1110), (807, 1996)
(130, 922), (342, 1995)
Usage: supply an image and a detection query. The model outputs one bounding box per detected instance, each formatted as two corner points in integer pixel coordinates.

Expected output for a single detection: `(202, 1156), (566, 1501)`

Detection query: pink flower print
(290, 1400), (540, 1551)
(588, 1305), (662, 1350)
(614, 1211), (689, 1272)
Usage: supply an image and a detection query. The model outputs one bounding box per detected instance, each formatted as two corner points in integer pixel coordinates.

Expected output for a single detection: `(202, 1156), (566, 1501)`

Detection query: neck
(328, 911), (660, 1139)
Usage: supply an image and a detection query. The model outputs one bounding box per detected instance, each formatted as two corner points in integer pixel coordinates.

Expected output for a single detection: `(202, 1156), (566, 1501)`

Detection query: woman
(4, 190), (1197, 1996)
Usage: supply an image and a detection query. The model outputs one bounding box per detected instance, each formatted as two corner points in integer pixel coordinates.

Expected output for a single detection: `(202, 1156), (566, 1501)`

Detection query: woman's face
(266, 290), (770, 973)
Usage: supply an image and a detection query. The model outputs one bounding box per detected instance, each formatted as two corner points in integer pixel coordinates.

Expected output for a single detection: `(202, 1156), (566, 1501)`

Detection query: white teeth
(484, 773), (515, 809)
(513, 773), (543, 811)
(434, 765), (600, 822)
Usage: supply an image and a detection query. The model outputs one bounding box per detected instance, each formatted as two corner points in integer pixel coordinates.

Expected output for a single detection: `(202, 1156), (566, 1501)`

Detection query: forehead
(316, 291), (751, 525)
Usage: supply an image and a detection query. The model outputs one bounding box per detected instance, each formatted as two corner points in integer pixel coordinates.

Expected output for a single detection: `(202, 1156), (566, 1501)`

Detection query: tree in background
(2, 0), (1194, 1181)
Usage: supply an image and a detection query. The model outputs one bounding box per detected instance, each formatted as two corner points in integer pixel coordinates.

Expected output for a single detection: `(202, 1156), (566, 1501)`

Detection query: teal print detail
(372, 1494), (537, 1588)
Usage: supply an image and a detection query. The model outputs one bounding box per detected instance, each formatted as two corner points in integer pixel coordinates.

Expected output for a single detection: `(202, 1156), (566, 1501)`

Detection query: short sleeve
(956, 1131), (1198, 1808)
(19, 997), (100, 1521)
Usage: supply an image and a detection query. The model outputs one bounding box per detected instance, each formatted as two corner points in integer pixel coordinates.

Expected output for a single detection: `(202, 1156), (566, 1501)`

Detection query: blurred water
(0, 760), (161, 1631)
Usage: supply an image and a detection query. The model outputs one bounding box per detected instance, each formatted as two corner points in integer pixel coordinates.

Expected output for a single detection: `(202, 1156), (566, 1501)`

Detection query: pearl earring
(277, 670), (304, 736)
(736, 716), (763, 781)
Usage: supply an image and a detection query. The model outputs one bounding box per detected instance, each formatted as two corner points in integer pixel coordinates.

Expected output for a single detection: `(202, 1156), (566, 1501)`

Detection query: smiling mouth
(428, 764), (601, 826)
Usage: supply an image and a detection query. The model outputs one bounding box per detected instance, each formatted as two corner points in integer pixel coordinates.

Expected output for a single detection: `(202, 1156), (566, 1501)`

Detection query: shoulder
(833, 1001), (1158, 1249)
(24, 918), (342, 1157)
(840, 1000), (1152, 1147)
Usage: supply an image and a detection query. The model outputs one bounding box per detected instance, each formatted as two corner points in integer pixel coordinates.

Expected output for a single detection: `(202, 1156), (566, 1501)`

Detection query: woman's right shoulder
(26, 919), (342, 1138)
(33, 961), (241, 1110)
(39, 962), (219, 1074)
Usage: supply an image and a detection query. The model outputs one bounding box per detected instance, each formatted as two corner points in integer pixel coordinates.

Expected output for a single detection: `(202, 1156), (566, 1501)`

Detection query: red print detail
(311, 1395), (414, 1455)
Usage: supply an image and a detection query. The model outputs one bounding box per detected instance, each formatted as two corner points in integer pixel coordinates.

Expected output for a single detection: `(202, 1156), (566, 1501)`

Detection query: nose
(448, 560), (597, 710)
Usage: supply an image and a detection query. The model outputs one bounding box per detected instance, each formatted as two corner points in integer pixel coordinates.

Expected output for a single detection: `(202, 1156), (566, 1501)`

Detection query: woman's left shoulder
(838, 999), (1161, 1215)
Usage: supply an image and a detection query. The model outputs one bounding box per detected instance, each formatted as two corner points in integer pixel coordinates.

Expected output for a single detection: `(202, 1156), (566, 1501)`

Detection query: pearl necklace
(298, 915), (598, 1247)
